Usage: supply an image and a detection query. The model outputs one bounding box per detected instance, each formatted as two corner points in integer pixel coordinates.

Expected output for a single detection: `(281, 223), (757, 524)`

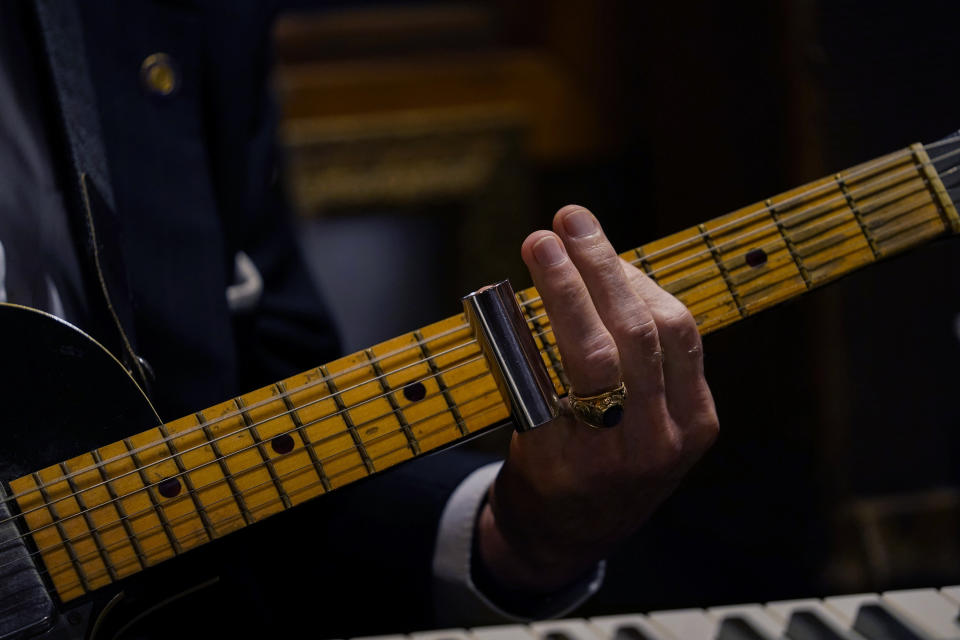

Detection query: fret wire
(157, 422), (219, 543)
(58, 461), (118, 583)
(698, 224), (745, 317)
(413, 330), (470, 437)
(31, 471), (90, 593)
(122, 438), (181, 555)
(31, 389), (506, 592)
(234, 397), (293, 510)
(912, 143), (960, 232)
(766, 198), (814, 288)
(517, 289), (568, 391)
(9, 145), (960, 530)
(6, 353), (491, 544)
(834, 174), (882, 259)
(275, 381), (333, 492)
(633, 247), (657, 282)
(319, 365), (375, 475)
(196, 412), (255, 526)
(89, 449), (147, 572)
(365, 348), (421, 456)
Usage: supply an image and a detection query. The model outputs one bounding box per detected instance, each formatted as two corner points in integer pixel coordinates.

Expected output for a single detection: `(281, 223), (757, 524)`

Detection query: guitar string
(13, 391), (505, 599)
(3, 181), (941, 582)
(9, 163), (959, 599)
(3, 144), (956, 532)
(0, 363), (521, 558)
(2, 143), (956, 520)
(0, 379), (508, 582)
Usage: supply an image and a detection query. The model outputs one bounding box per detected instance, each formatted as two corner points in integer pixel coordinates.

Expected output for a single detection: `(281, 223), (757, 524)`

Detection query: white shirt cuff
(432, 461), (605, 626)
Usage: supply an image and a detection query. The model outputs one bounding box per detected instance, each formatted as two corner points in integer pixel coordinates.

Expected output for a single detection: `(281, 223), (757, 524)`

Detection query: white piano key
(410, 630), (472, 640)
(588, 614), (679, 640)
(881, 589), (960, 639)
(764, 599), (861, 639)
(707, 604), (782, 638)
(825, 593), (932, 639)
(647, 608), (717, 640)
(941, 587), (960, 606)
(528, 619), (605, 640)
(350, 636), (407, 640)
(468, 625), (537, 640)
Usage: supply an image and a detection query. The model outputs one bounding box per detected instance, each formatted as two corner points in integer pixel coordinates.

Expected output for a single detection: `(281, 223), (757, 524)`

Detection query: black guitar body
(0, 303), (166, 640)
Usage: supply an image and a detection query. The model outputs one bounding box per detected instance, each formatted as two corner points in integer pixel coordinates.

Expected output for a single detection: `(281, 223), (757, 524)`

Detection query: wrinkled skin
(477, 205), (720, 593)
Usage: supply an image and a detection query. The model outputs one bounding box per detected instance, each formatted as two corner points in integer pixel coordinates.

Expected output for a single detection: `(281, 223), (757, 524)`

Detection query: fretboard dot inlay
(271, 433), (295, 455)
(745, 248), (768, 267)
(158, 478), (181, 498)
(403, 382), (427, 402)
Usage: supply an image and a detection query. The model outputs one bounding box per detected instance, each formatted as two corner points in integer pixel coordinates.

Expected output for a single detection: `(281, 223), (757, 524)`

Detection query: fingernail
(533, 236), (566, 266)
(563, 208), (596, 238)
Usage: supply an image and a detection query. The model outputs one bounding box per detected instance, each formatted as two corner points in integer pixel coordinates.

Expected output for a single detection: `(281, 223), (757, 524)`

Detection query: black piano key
(716, 615), (773, 640)
(852, 604), (927, 640)
(611, 625), (654, 640)
(785, 610), (848, 640)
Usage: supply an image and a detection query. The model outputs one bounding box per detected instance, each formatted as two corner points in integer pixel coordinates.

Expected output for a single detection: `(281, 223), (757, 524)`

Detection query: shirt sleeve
(432, 461), (605, 626)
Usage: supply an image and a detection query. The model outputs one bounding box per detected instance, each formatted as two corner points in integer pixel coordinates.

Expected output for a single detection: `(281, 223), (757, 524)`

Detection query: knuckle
(581, 341), (620, 374)
(621, 317), (659, 344)
(659, 305), (697, 336)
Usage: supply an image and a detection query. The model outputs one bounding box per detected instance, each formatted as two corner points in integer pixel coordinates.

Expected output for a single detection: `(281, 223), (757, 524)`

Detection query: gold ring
(568, 382), (627, 429)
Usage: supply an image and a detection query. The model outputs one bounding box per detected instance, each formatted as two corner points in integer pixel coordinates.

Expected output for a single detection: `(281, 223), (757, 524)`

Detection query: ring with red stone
(568, 381), (627, 429)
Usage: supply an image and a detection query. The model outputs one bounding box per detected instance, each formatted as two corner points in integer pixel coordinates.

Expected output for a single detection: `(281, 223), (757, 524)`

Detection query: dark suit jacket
(30, 1), (492, 636)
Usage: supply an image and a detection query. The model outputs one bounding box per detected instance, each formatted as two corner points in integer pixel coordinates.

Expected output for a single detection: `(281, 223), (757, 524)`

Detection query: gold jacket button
(140, 53), (179, 97)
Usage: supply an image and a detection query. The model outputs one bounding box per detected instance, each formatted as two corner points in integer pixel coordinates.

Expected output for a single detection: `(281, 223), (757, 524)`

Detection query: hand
(476, 205), (719, 594)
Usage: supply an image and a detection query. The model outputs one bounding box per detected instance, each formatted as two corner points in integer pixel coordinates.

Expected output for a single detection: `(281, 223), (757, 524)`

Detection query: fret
(9, 473), (87, 601)
(913, 143), (960, 233)
(516, 287), (568, 394)
(98, 440), (176, 565)
(234, 397), (293, 510)
(165, 413), (250, 535)
(32, 468), (110, 593)
(281, 368), (367, 489)
(766, 198), (814, 288)
(418, 314), (509, 434)
(840, 149), (945, 258)
(632, 246), (657, 282)
(89, 449), (149, 572)
(639, 226), (738, 333)
(276, 381), (333, 493)
(364, 346), (421, 456)
(834, 174), (882, 259)
(319, 362), (383, 473)
(198, 399), (285, 522)
(768, 174), (875, 286)
(369, 333), (461, 454)
(156, 422), (219, 539)
(237, 386), (325, 507)
(698, 223), (746, 317)
(123, 433), (205, 552)
(414, 329), (470, 438)
(58, 460), (118, 582)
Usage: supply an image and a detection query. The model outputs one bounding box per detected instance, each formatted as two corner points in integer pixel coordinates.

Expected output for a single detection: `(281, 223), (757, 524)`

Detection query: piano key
(528, 619), (605, 640)
(939, 587), (960, 607)
(852, 604), (926, 640)
(468, 625), (537, 640)
(410, 630), (471, 640)
(648, 608), (718, 640)
(784, 610), (854, 640)
(708, 604), (782, 638)
(765, 599), (860, 639)
(714, 615), (775, 640)
(881, 589), (960, 639)
(588, 614), (678, 640)
(824, 595), (931, 640)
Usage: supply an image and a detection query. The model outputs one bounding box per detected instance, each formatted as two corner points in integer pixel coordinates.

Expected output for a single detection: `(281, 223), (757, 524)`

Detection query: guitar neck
(12, 138), (960, 604)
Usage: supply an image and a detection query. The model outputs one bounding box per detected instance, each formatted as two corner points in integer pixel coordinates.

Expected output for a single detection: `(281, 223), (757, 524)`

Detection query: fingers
(550, 206), (666, 401)
(520, 230), (621, 396)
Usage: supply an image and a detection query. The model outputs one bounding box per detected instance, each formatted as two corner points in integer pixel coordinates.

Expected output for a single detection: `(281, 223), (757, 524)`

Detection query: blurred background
(273, 0), (960, 620)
